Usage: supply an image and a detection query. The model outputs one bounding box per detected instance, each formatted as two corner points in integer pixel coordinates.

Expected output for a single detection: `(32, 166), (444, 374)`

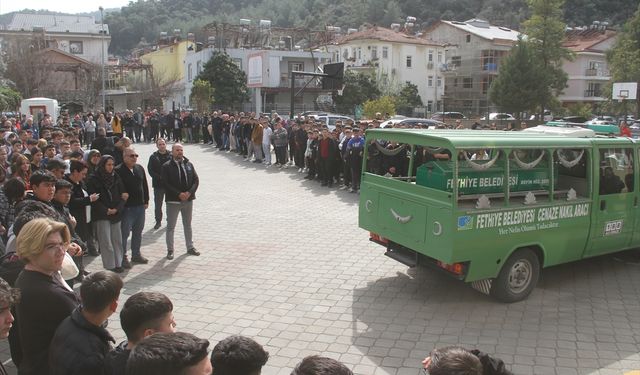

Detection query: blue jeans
(121, 205), (146, 258)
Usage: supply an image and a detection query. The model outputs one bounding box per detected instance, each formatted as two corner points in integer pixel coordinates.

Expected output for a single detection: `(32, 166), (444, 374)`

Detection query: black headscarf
(95, 155), (116, 188)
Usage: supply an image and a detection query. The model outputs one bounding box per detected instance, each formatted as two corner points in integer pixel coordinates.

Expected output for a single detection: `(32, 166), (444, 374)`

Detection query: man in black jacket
(105, 292), (176, 375)
(162, 143), (199, 260)
(116, 147), (149, 266)
(147, 139), (172, 230)
(49, 271), (122, 375)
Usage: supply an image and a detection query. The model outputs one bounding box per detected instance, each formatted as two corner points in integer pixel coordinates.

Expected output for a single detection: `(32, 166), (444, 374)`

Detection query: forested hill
(102, 0), (637, 55)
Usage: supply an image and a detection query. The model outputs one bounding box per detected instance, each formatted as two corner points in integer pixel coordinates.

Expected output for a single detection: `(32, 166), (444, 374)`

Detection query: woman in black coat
(86, 156), (128, 273)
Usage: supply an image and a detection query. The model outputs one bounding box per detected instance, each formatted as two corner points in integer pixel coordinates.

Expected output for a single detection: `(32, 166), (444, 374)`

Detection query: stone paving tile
(1, 142), (640, 375)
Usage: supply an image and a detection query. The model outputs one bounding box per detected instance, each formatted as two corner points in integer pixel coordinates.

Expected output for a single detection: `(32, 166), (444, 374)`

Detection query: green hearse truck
(359, 127), (637, 302)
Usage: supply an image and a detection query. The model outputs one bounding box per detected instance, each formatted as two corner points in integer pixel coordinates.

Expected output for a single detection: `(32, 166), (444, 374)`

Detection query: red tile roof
(332, 26), (443, 47)
(562, 29), (617, 52)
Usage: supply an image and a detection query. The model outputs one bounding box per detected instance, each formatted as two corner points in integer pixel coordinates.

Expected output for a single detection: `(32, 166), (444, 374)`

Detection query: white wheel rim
(507, 259), (533, 294)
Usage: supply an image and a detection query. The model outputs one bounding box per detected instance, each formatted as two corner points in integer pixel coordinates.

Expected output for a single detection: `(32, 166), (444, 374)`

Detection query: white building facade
(424, 19), (520, 116)
(182, 47), (331, 114)
(0, 13), (109, 65)
(325, 26), (447, 115)
(559, 28), (617, 106)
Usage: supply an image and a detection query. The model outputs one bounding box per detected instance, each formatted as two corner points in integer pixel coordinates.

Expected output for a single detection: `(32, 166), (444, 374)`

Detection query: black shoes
(122, 257), (132, 269)
(111, 267), (124, 273)
(187, 248), (200, 256)
(166, 251), (174, 260)
(131, 256), (149, 264)
(154, 222), (161, 230)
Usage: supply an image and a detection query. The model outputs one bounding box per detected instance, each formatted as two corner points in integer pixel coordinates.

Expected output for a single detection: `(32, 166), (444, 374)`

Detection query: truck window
(508, 149), (551, 205)
(555, 148), (590, 199)
(367, 140), (412, 180)
(599, 148), (634, 195)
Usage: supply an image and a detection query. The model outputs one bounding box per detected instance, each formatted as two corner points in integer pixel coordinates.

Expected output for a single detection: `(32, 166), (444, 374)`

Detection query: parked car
(431, 112), (466, 121)
(379, 115), (407, 128)
(315, 114), (354, 130)
(481, 113), (516, 121)
(591, 115), (616, 124)
(395, 118), (445, 128)
(529, 111), (553, 122)
(561, 116), (589, 124)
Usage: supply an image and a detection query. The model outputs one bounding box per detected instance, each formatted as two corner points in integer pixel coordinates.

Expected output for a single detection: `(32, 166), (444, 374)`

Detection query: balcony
(584, 89), (602, 98)
(280, 75), (321, 89)
(585, 68), (610, 77)
(482, 63), (498, 73)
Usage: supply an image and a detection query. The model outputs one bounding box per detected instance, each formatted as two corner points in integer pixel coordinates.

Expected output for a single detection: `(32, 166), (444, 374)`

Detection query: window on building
(188, 63), (193, 81)
(428, 50), (434, 62)
(343, 50), (349, 60)
(437, 51), (443, 63)
(357, 48), (362, 60)
(289, 61), (304, 72)
(437, 77), (442, 87)
(451, 56), (462, 67)
(106, 72), (117, 89)
(428, 76), (433, 87)
(371, 46), (378, 60)
(587, 82), (602, 97)
(463, 77), (473, 88)
(427, 100), (433, 112)
(233, 59), (242, 69)
(481, 76), (494, 94)
(69, 41), (83, 54)
(196, 61), (202, 75)
(481, 50), (501, 71)
(466, 34), (471, 43)
(352, 47), (356, 58)
(406, 55), (412, 68)
(382, 47), (389, 59)
(453, 78), (458, 87)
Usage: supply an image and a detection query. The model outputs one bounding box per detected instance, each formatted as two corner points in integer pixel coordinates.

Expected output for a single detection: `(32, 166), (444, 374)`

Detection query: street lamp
(99, 6), (105, 111)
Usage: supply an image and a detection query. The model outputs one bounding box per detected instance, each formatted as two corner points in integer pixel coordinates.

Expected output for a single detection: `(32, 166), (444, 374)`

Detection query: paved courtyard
(3, 141), (640, 374)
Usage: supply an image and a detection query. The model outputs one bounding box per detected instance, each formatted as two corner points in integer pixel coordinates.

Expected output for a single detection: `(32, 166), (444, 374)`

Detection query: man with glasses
(116, 147), (150, 267)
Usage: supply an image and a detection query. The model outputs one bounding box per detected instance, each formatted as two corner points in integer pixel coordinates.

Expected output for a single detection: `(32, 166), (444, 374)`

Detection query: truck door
(586, 147), (636, 257)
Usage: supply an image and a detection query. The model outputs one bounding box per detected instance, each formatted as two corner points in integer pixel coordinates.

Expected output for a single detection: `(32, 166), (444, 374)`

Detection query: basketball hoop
(618, 90), (629, 102)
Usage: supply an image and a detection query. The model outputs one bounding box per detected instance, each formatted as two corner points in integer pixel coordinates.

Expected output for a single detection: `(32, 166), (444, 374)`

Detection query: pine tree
(489, 38), (545, 117)
(523, 0), (573, 114)
(195, 52), (249, 109)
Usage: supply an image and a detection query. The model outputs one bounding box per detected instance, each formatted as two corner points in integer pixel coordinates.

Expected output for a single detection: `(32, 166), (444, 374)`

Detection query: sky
(0, 0), (131, 15)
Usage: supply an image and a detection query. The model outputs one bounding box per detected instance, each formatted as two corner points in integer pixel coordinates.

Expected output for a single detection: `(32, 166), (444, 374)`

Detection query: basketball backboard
(613, 82), (638, 101)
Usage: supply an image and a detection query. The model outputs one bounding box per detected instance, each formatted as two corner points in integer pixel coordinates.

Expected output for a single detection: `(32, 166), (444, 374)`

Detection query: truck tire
(490, 248), (540, 303)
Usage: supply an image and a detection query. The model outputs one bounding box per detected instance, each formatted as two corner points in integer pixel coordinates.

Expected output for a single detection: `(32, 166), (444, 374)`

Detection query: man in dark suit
(116, 147), (150, 267)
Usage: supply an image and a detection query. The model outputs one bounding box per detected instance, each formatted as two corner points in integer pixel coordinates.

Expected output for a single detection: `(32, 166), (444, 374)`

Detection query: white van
(20, 97), (59, 122)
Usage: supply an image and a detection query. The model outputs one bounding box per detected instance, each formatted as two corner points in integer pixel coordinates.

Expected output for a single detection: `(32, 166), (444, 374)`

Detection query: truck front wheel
(490, 248), (540, 303)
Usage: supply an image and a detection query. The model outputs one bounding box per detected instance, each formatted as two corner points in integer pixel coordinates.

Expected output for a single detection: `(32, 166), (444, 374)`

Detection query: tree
(607, 3), (640, 117)
(334, 71), (380, 115)
(489, 38), (544, 117)
(363, 96), (396, 119)
(394, 83), (423, 116)
(190, 79), (214, 112)
(523, 0), (573, 114)
(195, 52), (249, 110)
(0, 87), (21, 112)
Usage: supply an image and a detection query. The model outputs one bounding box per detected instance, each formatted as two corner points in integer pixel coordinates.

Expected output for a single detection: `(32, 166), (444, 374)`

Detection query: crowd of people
(0, 109), (514, 374)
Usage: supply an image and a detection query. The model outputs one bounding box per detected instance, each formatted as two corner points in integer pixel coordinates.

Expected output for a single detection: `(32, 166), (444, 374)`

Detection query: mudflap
(471, 279), (493, 296)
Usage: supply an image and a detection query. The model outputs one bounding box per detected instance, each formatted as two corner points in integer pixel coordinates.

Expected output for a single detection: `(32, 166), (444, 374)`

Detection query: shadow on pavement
(351, 251), (640, 374)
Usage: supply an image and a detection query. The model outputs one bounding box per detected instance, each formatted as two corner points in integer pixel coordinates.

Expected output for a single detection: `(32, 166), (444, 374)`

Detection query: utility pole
(99, 6), (106, 111)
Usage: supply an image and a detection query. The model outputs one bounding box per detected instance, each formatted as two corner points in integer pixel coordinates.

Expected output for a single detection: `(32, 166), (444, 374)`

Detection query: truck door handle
(600, 200), (606, 211)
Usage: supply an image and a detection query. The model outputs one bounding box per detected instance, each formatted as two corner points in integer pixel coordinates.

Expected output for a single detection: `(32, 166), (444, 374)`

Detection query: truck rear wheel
(490, 248), (540, 303)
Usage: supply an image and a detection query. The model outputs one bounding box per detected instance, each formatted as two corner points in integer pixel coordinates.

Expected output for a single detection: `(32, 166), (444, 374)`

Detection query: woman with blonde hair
(13, 218), (80, 375)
